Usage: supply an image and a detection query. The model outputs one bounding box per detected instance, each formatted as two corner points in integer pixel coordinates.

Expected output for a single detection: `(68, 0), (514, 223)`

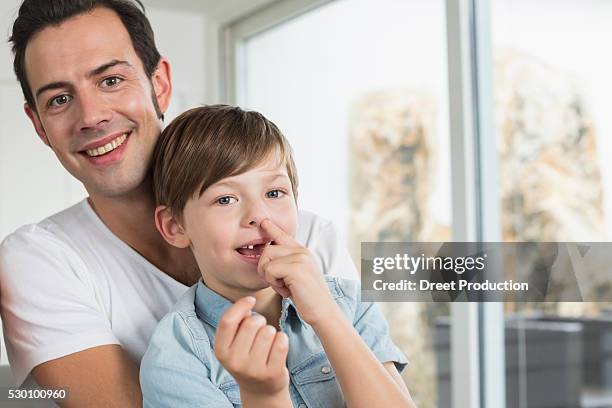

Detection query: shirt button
(299, 404), (307, 408)
(321, 365), (332, 374)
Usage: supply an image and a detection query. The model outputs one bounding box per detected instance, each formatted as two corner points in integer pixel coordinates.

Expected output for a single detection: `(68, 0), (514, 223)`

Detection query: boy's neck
(253, 288), (283, 329)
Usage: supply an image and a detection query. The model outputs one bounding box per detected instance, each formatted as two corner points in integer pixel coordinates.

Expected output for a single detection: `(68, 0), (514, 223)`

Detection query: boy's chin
(237, 274), (271, 292)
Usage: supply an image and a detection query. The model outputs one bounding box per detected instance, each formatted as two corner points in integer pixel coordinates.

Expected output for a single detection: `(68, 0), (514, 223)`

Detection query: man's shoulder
(297, 210), (358, 280)
(1, 199), (90, 250)
(0, 199), (121, 285)
(296, 209), (333, 240)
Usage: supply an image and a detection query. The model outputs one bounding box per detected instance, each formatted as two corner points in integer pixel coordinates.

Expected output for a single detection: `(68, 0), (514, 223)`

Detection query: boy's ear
(155, 205), (190, 248)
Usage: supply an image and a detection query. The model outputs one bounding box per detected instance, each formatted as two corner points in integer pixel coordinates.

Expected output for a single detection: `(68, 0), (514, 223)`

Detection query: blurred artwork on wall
(496, 49), (607, 315)
(496, 48), (605, 243)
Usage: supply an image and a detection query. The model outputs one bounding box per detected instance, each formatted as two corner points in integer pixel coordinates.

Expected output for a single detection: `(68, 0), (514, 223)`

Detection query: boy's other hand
(214, 297), (290, 398)
(258, 219), (339, 327)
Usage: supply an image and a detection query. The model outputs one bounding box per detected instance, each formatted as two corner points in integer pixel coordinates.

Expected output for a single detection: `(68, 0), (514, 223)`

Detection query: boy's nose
(243, 204), (269, 228)
(246, 215), (265, 227)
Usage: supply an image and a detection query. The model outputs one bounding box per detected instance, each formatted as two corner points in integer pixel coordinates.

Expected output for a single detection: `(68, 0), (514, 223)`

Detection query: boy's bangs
(230, 144), (290, 179)
(196, 140), (292, 199)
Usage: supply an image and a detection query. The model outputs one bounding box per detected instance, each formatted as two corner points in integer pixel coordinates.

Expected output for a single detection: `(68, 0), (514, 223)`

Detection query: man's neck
(88, 181), (200, 286)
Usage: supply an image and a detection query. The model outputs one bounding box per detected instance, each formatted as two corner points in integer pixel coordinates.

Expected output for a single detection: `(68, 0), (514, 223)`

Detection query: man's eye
(217, 196), (237, 205)
(49, 94), (73, 107)
(101, 77), (122, 87)
(266, 189), (285, 199)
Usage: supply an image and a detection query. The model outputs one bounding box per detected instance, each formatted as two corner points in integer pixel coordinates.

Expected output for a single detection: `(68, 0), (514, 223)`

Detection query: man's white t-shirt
(0, 199), (356, 387)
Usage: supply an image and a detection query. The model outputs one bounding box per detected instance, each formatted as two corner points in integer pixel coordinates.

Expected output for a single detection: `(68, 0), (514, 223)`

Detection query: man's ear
(151, 57), (172, 115)
(24, 103), (50, 146)
(155, 205), (190, 248)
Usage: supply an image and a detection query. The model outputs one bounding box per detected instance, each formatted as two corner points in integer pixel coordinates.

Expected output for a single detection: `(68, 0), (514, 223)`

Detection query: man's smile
(84, 133), (129, 157)
(78, 130), (133, 165)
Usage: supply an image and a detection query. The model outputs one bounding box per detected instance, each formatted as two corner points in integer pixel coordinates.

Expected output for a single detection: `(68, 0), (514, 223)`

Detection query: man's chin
(83, 173), (149, 200)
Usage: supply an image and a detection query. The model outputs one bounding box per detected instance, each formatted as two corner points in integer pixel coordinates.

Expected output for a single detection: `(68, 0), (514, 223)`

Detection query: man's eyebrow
(86, 59), (133, 79)
(35, 81), (71, 99)
(34, 60), (133, 100)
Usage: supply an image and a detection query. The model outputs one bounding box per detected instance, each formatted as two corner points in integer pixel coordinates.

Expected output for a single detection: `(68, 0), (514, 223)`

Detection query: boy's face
(181, 156), (298, 297)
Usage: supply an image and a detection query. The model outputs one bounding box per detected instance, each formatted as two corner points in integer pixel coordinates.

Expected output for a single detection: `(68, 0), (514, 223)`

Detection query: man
(0, 1), (356, 406)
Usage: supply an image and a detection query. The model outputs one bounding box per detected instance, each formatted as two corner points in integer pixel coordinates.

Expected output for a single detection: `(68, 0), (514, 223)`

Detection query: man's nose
(76, 90), (112, 132)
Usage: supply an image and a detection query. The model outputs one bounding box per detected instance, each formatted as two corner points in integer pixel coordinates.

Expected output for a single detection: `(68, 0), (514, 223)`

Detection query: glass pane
(492, 1), (612, 406)
(241, 0), (451, 406)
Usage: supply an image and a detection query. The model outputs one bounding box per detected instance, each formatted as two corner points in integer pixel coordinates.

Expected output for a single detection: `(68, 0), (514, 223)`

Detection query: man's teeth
(85, 133), (128, 157)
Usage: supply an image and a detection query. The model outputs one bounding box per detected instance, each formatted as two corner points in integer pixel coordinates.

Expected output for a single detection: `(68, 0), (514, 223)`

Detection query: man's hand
(214, 297), (291, 406)
(257, 219), (339, 327)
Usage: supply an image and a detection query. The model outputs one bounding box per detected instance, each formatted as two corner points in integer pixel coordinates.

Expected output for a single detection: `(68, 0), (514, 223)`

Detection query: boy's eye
(49, 94), (73, 107)
(217, 196), (237, 205)
(266, 189), (285, 199)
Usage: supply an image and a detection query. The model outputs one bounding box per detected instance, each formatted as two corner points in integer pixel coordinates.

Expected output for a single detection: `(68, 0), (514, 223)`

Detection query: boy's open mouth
(235, 240), (273, 259)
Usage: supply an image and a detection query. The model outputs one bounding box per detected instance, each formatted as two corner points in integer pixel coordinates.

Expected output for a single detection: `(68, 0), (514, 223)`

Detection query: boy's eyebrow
(265, 173), (290, 181)
(212, 174), (289, 189)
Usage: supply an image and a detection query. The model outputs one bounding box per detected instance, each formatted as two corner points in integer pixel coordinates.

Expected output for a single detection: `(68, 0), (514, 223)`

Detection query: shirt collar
(194, 280), (301, 328)
(194, 280), (235, 328)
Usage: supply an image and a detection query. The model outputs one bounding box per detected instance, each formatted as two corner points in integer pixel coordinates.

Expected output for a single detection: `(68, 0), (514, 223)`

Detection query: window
(491, 0), (612, 406)
(228, 1), (452, 406)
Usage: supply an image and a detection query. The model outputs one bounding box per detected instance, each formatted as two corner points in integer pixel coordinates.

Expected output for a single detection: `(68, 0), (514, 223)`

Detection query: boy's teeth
(85, 133), (128, 157)
(248, 245), (254, 249)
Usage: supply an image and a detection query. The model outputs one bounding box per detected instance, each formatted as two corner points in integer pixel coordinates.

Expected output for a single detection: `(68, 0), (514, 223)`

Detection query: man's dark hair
(9, 0), (161, 111)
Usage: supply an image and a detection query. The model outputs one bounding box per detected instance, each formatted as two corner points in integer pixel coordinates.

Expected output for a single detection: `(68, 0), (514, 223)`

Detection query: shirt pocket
(219, 380), (242, 407)
(292, 352), (345, 408)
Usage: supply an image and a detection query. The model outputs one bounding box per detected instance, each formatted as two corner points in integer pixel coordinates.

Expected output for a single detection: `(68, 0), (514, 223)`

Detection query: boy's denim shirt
(141, 276), (408, 408)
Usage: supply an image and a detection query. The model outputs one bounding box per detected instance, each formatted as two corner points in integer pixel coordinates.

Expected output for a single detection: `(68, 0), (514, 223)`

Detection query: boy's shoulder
(323, 276), (364, 320)
(144, 284), (216, 370)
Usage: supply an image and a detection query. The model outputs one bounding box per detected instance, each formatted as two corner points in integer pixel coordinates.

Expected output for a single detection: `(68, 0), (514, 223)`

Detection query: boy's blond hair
(153, 105), (298, 221)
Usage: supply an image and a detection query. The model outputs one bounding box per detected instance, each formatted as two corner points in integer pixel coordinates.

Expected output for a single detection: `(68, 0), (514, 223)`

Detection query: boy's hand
(214, 297), (290, 400)
(257, 219), (338, 327)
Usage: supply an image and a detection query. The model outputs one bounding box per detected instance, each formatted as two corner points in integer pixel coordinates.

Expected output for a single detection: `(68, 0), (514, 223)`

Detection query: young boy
(140, 105), (416, 407)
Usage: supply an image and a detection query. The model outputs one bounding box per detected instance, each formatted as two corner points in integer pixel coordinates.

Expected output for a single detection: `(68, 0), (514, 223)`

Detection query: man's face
(181, 157), (298, 298)
(23, 7), (171, 198)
